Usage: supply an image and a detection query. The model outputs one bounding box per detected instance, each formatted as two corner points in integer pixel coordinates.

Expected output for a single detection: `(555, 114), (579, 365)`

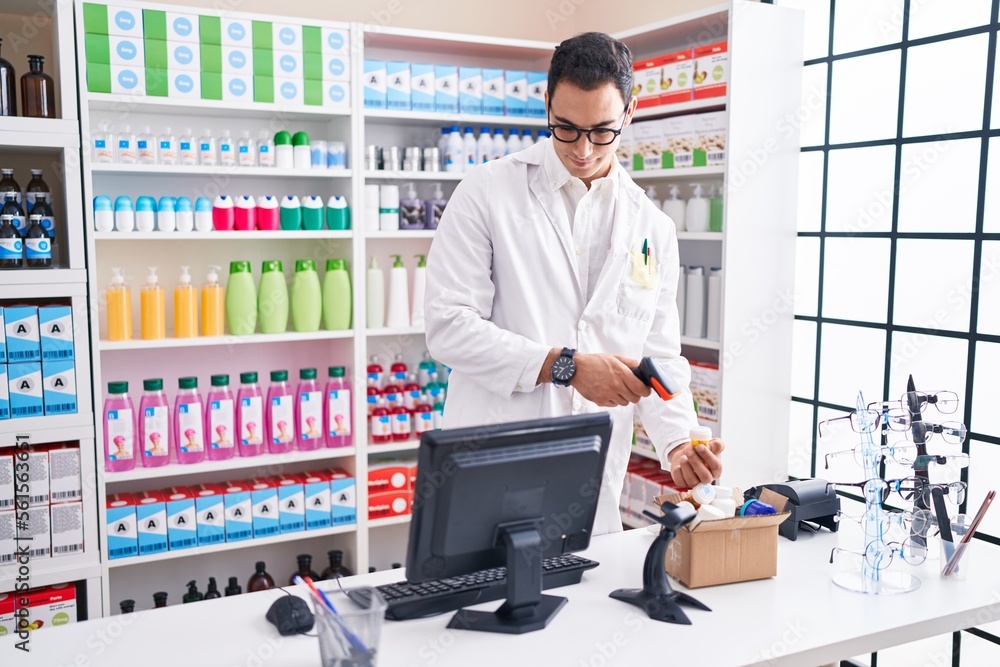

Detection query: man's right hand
(570, 353), (651, 408)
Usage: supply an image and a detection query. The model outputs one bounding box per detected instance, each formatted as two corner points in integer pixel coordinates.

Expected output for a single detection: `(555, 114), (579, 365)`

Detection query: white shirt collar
(542, 138), (620, 198)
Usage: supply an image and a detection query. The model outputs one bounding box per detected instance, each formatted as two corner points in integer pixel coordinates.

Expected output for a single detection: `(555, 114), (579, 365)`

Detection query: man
(424, 32), (725, 534)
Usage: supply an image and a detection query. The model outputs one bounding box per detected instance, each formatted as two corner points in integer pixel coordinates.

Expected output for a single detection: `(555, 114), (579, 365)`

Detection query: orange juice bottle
(106, 267), (133, 341)
(174, 266), (198, 338)
(201, 265), (225, 337)
(140, 267), (166, 340)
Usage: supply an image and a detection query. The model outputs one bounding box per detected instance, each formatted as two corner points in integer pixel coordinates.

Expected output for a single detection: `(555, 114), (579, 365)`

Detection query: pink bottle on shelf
(212, 195), (235, 231)
(236, 371), (265, 457)
(325, 366), (353, 448)
(173, 377), (206, 464)
(234, 195), (256, 231)
(266, 370), (295, 454)
(256, 195), (280, 231)
(206, 374), (236, 461)
(295, 368), (324, 451)
(103, 381), (137, 472)
(138, 378), (170, 468)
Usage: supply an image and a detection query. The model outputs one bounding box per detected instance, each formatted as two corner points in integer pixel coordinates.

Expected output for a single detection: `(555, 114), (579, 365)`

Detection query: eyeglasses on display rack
(834, 508), (936, 536)
(824, 445), (969, 470)
(829, 536), (929, 570)
(817, 409), (883, 438)
(830, 478), (967, 506)
(867, 390), (960, 417)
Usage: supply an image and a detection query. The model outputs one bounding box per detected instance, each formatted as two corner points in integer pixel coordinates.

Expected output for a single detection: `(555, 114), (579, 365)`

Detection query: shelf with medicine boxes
(367, 440), (421, 455)
(365, 109), (548, 129)
(369, 514), (412, 529)
(91, 164), (353, 179)
(364, 170), (463, 182)
(87, 94), (352, 120)
(93, 231), (353, 241)
(629, 165), (726, 181)
(99, 329), (354, 351)
(365, 230), (436, 240)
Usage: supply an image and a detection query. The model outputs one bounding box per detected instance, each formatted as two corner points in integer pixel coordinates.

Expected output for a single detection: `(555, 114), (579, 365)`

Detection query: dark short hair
(547, 32), (633, 105)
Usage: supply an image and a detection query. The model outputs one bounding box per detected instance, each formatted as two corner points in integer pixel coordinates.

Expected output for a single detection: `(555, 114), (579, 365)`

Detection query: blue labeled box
(251, 478), (280, 538)
(411, 63), (435, 113)
(5, 306), (39, 363)
(459, 66), (483, 115)
(38, 306), (74, 361)
(434, 65), (458, 114)
(193, 484), (226, 546)
(301, 472), (332, 530)
(135, 491), (168, 556)
(0, 365), (7, 420)
(222, 481), (253, 543)
(165, 487), (198, 551)
(0, 308), (6, 363)
(505, 70), (527, 117)
(330, 468), (357, 525)
(277, 475), (305, 533)
(363, 59), (386, 109)
(42, 360), (77, 415)
(106, 493), (139, 560)
(386, 61), (411, 111)
(8, 362), (42, 418)
(528, 71), (547, 118)
(483, 68), (505, 116)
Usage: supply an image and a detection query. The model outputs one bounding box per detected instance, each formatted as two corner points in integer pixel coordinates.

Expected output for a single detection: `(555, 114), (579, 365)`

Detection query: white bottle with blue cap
(477, 127), (492, 165)
(114, 196), (135, 232)
(462, 127), (476, 172)
(438, 127), (451, 170)
(445, 124), (464, 173)
(490, 128), (506, 160)
(135, 196), (156, 232)
(157, 197), (176, 232)
(175, 197), (194, 232)
(521, 130), (535, 150)
(506, 129), (521, 156)
(194, 197), (213, 232)
(94, 195), (114, 232)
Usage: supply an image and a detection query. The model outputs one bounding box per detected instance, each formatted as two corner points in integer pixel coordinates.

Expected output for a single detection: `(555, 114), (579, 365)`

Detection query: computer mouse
(346, 587), (374, 608)
(265, 595), (315, 636)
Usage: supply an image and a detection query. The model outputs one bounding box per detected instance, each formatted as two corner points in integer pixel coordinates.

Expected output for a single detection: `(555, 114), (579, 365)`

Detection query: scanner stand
(609, 502), (711, 625)
(447, 521), (567, 634)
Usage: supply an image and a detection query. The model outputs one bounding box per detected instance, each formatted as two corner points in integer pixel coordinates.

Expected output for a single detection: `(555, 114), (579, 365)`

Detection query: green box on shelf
(199, 15), (222, 46)
(253, 75), (274, 103)
(302, 25), (322, 54)
(84, 33), (111, 65)
(82, 3), (109, 36)
(201, 72), (223, 100)
(85, 62), (112, 94)
(145, 67), (169, 97)
(142, 9), (167, 41)
(253, 49), (273, 77)
(304, 51), (323, 81)
(201, 42), (222, 73)
(252, 20), (273, 50)
(143, 38), (168, 69)
(304, 78), (322, 106)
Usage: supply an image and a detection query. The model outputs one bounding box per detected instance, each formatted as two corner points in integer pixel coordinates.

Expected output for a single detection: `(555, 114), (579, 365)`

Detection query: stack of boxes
(2, 305), (79, 421)
(618, 110), (728, 173)
(82, 3), (350, 108)
(105, 467), (356, 560)
(0, 584), (78, 634)
(365, 62), (546, 118)
(0, 445), (85, 566)
(632, 41), (728, 110)
(621, 454), (680, 528)
(368, 459), (417, 520)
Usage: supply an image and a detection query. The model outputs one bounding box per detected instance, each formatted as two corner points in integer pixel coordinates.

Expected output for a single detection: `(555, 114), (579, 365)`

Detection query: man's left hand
(668, 438), (725, 489)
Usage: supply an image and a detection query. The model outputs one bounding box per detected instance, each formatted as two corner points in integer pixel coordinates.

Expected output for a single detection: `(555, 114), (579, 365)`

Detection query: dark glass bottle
(30, 193), (54, 236)
(290, 554), (320, 585)
(153, 592), (168, 608)
(0, 169), (21, 206)
(25, 169), (50, 211)
(183, 580), (203, 603)
(247, 561), (275, 592)
(368, 567), (376, 574)
(119, 599), (135, 614)
(1, 193), (24, 237)
(224, 576), (242, 596)
(0, 214), (22, 269)
(320, 549), (353, 580)
(21, 55), (55, 119)
(0, 38), (14, 116)
(204, 577), (222, 599)
(24, 214), (51, 268)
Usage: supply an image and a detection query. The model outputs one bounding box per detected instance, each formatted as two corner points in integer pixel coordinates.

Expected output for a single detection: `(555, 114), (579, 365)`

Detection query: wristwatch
(550, 348), (576, 387)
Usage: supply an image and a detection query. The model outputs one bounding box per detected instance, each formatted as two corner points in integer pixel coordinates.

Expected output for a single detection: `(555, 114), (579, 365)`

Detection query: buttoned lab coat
(424, 139), (699, 535)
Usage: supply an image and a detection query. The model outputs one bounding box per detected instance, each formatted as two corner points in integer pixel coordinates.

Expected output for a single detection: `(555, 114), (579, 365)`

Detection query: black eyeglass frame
(546, 103), (630, 146)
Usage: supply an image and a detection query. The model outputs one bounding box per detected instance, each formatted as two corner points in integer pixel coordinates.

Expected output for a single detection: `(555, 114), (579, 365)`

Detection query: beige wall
(152, 0), (725, 43)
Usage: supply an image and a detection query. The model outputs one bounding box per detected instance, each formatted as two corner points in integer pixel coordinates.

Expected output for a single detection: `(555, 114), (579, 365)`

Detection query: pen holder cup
(314, 585), (387, 667)
(940, 521), (971, 580)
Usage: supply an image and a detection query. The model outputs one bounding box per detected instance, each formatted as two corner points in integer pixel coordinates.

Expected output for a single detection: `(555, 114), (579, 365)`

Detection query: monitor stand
(448, 521), (566, 634)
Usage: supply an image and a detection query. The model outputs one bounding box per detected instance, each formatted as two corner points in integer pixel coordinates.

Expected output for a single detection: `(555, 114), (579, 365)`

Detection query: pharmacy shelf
(680, 336), (722, 350)
(93, 231), (353, 241)
(631, 443), (660, 462)
(88, 94), (352, 121)
(364, 109), (547, 128)
(0, 413), (96, 448)
(92, 164), (352, 179)
(0, 117), (80, 138)
(366, 230), (436, 239)
(676, 232), (724, 241)
(364, 170), (463, 182)
(367, 441), (420, 455)
(106, 523), (359, 569)
(621, 513), (652, 530)
(99, 330), (355, 351)
(104, 447), (358, 484)
(1, 559), (103, 593)
(628, 165), (726, 181)
(366, 327), (425, 338)
(0, 269), (88, 287)
(632, 98), (726, 122)
(369, 514), (412, 528)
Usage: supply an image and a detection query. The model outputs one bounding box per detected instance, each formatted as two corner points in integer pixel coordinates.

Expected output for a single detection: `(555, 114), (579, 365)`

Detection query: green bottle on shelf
(225, 261), (257, 336)
(322, 259), (352, 330)
(291, 259), (321, 332)
(258, 260), (289, 334)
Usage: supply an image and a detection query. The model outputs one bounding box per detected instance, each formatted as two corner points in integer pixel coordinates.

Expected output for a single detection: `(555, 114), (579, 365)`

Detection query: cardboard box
(201, 41), (223, 75)
(5, 306), (39, 363)
(106, 493), (137, 559)
(42, 360), (77, 416)
(251, 19), (272, 50)
(482, 68), (504, 116)
(504, 70), (527, 117)
(689, 361), (720, 425)
(387, 61), (411, 111)
(274, 76), (305, 105)
(20, 584), (77, 630)
(134, 490), (167, 556)
(165, 13), (199, 43)
(459, 67), (483, 115)
(329, 468), (356, 526)
(0, 511), (13, 568)
(324, 81), (349, 109)
(693, 41), (728, 100)
(223, 74), (253, 102)
(273, 23), (303, 51)
(0, 454), (12, 510)
(18, 505), (49, 560)
(38, 306), (74, 361)
(193, 484), (226, 546)
(634, 56), (666, 109)
(250, 478), (280, 538)
(50, 501), (84, 558)
(276, 475), (305, 533)
(411, 63), (435, 113)
(0, 366), (7, 420)
(322, 27), (349, 55)
(527, 71), (546, 118)
(198, 14), (221, 46)
(274, 49), (304, 79)
(300, 471), (332, 531)
(168, 70), (200, 99)
(323, 55), (350, 82)
(222, 481), (253, 543)
(657, 488), (789, 588)
(252, 74), (274, 104)
(25, 450), (49, 506)
(84, 34), (145, 68)
(660, 49), (694, 105)
(164, 487), (197, 551)
(368, 490), (411, 520)
(9, 363), (42, 419)
(364, 59), (387, 110)
(408, 463), (418, 491)
(435, 65), (458, 114)
(661, 115), (695, 169)
(693, 110), (728, 167)
(47, 446), (82, 504)
(221, 18), (253, 47)
(368, 462), (410, 494)
(84, 4), (143, 38)
(222, 46), (252, 74)
(631, 121), (662, 172)
(141, 8), (166, 40)
(166, 41), (200, 71)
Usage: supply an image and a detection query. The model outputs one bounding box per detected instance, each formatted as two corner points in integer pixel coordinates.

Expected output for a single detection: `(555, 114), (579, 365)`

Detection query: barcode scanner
(632, 357), (681, 401)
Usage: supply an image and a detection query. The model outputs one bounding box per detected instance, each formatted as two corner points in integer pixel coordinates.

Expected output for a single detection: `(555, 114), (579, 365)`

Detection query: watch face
(552, 356), (575, 383)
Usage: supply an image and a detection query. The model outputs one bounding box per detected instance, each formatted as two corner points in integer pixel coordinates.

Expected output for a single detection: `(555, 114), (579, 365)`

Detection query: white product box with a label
(50, 501), (84, 558)
(694, 110), (728, 166)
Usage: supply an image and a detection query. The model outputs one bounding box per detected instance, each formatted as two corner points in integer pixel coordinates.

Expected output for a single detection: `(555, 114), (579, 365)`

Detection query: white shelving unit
(94, 231), (353, 241)
(0, 0), (102, 622)
(91, 164), (352, 179)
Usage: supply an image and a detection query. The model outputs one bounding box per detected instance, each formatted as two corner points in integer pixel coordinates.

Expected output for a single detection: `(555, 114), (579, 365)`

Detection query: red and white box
(659, 49), (694, 105)
(633, 55), (668, 109)
(368, 462), (410, 495)
(368, 490), (412, 520)
(692, 41), (728, 99)
(20, 584), (77, 631)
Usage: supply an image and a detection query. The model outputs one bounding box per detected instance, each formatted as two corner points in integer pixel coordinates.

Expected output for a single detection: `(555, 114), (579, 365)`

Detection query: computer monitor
(406, 413), (612, 634)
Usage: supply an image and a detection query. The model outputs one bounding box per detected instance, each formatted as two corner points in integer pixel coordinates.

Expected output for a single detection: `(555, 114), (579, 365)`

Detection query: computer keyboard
(378, 554), (600, 621)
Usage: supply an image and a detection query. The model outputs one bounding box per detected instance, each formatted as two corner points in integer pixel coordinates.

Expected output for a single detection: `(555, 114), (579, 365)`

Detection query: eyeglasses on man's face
(546, 104), (628, 146)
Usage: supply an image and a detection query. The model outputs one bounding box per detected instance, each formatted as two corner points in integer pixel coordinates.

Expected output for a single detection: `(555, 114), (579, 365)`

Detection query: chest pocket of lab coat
(617, 250), (659, 321)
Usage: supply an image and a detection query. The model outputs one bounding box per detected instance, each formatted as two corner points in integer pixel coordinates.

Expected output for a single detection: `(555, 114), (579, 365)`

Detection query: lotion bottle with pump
(385, 254), (409, 329)
(366, 256), (385, 329)
(411, 254), (427, 328)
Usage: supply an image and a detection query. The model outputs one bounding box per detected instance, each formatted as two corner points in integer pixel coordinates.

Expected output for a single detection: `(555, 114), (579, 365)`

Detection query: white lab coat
(424, 139), (698, 535)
